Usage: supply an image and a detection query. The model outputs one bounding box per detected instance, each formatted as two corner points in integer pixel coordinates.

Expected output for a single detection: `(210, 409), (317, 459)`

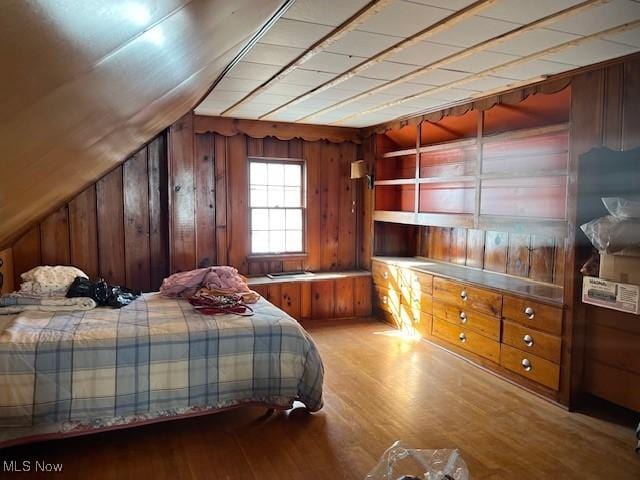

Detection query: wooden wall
(10, 135), (169, 292)
(417, 227), (564, 285)
(168, 113), (361, 276)
(569, 56), (640, 411)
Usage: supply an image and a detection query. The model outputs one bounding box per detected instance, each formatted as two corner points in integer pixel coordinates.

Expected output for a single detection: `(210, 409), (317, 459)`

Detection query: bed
(0, 293), (324, 447)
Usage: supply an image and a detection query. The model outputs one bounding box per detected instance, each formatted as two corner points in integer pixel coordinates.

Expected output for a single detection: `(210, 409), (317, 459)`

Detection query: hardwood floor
(4, 318), (639, 479)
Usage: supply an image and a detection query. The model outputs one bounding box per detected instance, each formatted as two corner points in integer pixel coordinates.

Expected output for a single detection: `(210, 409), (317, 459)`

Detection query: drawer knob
(382, 271), (388, 279)
(524, 306), (535, 319)
(382, 296), (388, 304)
(458, 332), (466, 343)
(523, 334), (534, 347)
(521, 358), (532, 372)
(460, 289), (468, 301)
(459, 311), (467, 324)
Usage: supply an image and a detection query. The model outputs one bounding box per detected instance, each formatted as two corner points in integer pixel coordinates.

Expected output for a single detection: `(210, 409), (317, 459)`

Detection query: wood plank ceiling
(196, 0), (640, 128)
(0, 0), (287, 249)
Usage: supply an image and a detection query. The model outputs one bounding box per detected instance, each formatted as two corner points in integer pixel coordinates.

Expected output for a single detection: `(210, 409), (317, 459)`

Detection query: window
(249, 159), (304, 254)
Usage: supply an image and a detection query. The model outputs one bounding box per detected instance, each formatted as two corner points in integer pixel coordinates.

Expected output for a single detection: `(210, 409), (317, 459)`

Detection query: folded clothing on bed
(18, 265), (88, 297)
(160, 266), (257, 299)
(0, 295), (96, 315)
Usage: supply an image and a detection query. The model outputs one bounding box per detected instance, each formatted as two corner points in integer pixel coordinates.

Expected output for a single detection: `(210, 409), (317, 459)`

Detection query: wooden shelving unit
(373, 117), (571, 238)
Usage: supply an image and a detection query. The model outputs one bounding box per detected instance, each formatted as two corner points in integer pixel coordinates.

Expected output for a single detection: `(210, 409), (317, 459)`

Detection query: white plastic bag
(580, 215), (640, 254)
(602, 197), (640, 220)
(365, 441), (469, 480)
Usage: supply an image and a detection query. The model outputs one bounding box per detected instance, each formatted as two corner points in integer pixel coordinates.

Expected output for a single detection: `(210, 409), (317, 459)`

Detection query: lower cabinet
(372, 259), (565, 398)
(251, 274), (372, 320)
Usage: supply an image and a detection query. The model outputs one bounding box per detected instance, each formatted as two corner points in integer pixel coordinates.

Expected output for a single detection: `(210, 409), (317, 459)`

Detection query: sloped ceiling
(0, 0), (286, 248)
(196, 0), (640, 127)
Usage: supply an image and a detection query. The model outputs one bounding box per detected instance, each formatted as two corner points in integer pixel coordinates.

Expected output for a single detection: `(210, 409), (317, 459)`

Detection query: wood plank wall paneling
(69, 186), (99, 278)
(10, 134), (169, 292)
(575, 57), (640, 411)
(0, 248), (14, 295)
(417, 226), (564, 284)
(168, 131), (361, 276)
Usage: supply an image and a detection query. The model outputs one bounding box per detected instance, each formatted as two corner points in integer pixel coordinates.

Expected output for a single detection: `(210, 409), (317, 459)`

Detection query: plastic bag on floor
(365, 441), (468, 480)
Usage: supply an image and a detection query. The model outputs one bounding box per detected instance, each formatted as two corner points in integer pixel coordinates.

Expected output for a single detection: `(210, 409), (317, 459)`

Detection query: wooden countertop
(247, 270), (371, 286)
(372, 256), (564, 306)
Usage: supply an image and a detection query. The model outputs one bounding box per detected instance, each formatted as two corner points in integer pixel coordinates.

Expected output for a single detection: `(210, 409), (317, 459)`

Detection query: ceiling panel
(242, 43), (305, 66)
(445, 50), (520, 73)
(386, 40), (464, 66)
(302, 51), (367, 73)
(357, 1), (455, 38)
(604, 27), (640, 48)
(425, 15), (521, 48)
(360, 61), (419, 80)
(545, 0), (640, 36)
(282, 0), (371, 27)
(542, 39), (639, 66)
(495, 59), (576, 80)
(229, 61), (283, 81)
(279, 68), (336, 87)
(460, 75), (520, 92)
(325, 30), (403, 57)
(489, 28), (581, 57)
(198, 0), (640, 129)
(259, 18), (333, 48)
(411, 68), (471, 86)
(478, 0), (583, 25)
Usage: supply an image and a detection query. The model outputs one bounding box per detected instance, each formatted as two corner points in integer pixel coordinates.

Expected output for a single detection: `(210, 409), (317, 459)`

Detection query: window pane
(286, 209), (302, 230)
(252, 209), (269, 230)
(284, 186), (301, 207)
(252, 231), (269, 253)
(267, 186), (284, 207)
(269, 230), (286, 253)
(286, 230), (302, 252)
(250, 186), (267, 207)
(268, 163), (284, 185)
(284, 164), (301, 186)
(250, 162), (268, 184)
(269, 209), (285, 230)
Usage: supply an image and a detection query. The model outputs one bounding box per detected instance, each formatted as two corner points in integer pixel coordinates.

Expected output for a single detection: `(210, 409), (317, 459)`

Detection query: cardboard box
(599, 254), (640, 285)
(582, 276), (639, 315)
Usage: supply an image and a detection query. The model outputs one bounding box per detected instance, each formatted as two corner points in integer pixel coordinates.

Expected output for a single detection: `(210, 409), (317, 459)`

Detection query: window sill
(247, 253), (308, 261)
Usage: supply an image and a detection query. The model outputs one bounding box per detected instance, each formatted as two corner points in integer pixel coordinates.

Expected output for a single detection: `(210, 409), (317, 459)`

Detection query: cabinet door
(334, 278), (354, 318)
(311, 280), (335, 319)
(280, 282), (301, 319)
(354, 276), (372, 317)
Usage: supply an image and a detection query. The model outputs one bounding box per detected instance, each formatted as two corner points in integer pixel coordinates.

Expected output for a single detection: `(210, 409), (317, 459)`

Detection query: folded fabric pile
(160, 266), (259, 302)
(0, 266), (97, 315)
(160, 266), (260, 316)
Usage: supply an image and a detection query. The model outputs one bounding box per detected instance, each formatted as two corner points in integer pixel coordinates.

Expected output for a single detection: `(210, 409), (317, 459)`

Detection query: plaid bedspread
(0, 293), (323, 432)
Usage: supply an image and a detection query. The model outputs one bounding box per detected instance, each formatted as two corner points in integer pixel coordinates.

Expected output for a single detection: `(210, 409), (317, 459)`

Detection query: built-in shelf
(381, 148), (418, 158)
(374, 178), (416, 186)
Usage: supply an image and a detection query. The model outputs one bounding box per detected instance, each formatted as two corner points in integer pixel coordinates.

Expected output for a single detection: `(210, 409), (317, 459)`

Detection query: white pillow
(19, 266), (88, 296)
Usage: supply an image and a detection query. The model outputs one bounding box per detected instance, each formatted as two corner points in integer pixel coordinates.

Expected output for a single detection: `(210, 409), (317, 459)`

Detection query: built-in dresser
(372, 257), (564, 399)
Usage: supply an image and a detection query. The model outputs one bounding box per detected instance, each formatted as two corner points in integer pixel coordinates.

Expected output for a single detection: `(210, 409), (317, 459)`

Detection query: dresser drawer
(502, 321), (561, 364)
(373, 285), (400, 315)
(500, 344), (560, 390)
(433, 277), (502, 317)
(407, 269), (433, 296)
(372, 261), (397, 287)
(432, 300), (500, 341)
(408, 291), (433, 315)
(432, 317), (500, 363)
(503, 295), (562, 336)
(411, 310), (433, 338)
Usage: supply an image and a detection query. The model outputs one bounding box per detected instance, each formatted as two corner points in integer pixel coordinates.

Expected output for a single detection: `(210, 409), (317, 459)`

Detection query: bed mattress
(0, 293), (323, 446)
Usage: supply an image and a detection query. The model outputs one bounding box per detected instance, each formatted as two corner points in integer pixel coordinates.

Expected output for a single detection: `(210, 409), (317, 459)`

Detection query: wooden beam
(222, 0), (395, 116)
(193, 115), (361, 143)
(333, 17), (640, 125)
(300, 0), (610, 123)
(259, 0), (500, 120)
